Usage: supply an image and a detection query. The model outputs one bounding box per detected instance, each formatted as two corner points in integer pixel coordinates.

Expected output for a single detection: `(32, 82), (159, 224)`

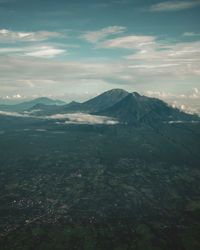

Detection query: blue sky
(0, 0), (200, 107)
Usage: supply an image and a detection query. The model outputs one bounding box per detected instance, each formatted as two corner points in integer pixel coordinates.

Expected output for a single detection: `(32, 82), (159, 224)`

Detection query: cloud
(25, 46), (66, 58)
(80, 26), (126, 43)
(12, 94), (22, 99)
(124, 41), (200, 78)
(0, 29), (63, 43)
(0, 110), (118, 125)
(128, 64), (179, 69)
(183, 32), (200, 37)
(194, 88), (199, 94)
(0, 37), (200, 98)
(0, 47), (24, 53)
(0, 45), (66, 58)
(0, 110), (29, 117)
(46, 113), (118, 125)
(149, 1), (200, 12)
(98, 35), (156, 50)
(145, 89), (200, 115)
(146, 88), (200, 100)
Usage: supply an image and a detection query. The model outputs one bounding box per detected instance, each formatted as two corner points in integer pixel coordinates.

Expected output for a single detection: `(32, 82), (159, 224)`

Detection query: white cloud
(183, 32), (200, 37)
(80, 26), (126, 43)
(0, 110), (118, 125)
(0, 47), (23, 53)
(0, 36), (200, 98)
(146, 88), (200, 100)
(0, 110), (29, 117)
(25, 46), (66, 58)
(12, 94), (22, 99)
(98, 35), (156, 50)
(149, 1), (200, 12)
(194, 87), (199, 94)
(0, 45), (66, 58)
(145, 89), (200, 115)
(0, 29), (63, 43)
(189, 88), (200, 98)
(125, 41), (200, 60)
(46, 113), (118, 125)
(128, 63), (179, 69)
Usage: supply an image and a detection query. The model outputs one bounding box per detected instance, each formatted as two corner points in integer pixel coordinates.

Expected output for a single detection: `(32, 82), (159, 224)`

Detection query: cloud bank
(1, 37), (200, 97)
(0, 26), (200, 100)
(0, 111), (118, 125)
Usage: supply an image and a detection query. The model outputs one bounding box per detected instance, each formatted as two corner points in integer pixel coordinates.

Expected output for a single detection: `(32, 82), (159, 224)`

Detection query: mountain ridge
(0, 89), (199, 126)
(0, 97), (66, 112)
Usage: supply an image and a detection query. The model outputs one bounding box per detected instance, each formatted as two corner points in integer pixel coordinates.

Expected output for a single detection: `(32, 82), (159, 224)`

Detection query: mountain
(30, 89), (129, 115)
(29, 101), (81, 116)
(1, 90), (199, 127)
(0, 97), (66, 112)
(36, 89), (130, 115)
(97, 92), (199, 125)
(81, 88), (129, 112)
(0, 98), (23, 105)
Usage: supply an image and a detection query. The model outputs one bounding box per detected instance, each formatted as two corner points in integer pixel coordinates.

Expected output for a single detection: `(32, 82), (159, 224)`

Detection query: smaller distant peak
(69, 101), (78, 105)
(132, 92), (140, 97)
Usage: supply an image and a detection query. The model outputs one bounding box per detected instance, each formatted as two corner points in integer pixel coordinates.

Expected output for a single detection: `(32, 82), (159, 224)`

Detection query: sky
(0, 0), (200, 108)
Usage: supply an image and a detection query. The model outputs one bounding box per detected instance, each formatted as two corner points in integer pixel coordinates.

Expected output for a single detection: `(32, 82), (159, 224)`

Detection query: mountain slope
(97, 92), (199, 125)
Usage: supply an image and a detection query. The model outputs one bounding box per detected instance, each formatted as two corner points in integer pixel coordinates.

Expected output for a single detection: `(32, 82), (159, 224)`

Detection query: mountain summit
(82, 89), (129, 112)
(51, 88), (130, 114)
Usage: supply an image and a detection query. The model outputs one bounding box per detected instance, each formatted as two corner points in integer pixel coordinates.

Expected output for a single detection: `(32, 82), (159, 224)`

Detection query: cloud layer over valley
(0, 111), (118, 125)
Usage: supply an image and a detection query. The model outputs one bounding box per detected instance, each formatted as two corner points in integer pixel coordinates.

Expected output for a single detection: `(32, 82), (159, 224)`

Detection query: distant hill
(0, 97), (66, 112)
(29, 101), (81, 116)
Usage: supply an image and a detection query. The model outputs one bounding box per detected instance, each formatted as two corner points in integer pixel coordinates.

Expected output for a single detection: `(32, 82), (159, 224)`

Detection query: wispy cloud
(124, 41), (200, 61)
(183, 32), (200, 37)
(0, 45), (67, 58)
(80, 26), (126, 43)
(146, 88), (200, 102)
(98, 35), (156, 50)
(25, 46), (66, 58)
(0, 29), (63, 43)
(0, 47), (24, 53)
(149, 1), (200, 12)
